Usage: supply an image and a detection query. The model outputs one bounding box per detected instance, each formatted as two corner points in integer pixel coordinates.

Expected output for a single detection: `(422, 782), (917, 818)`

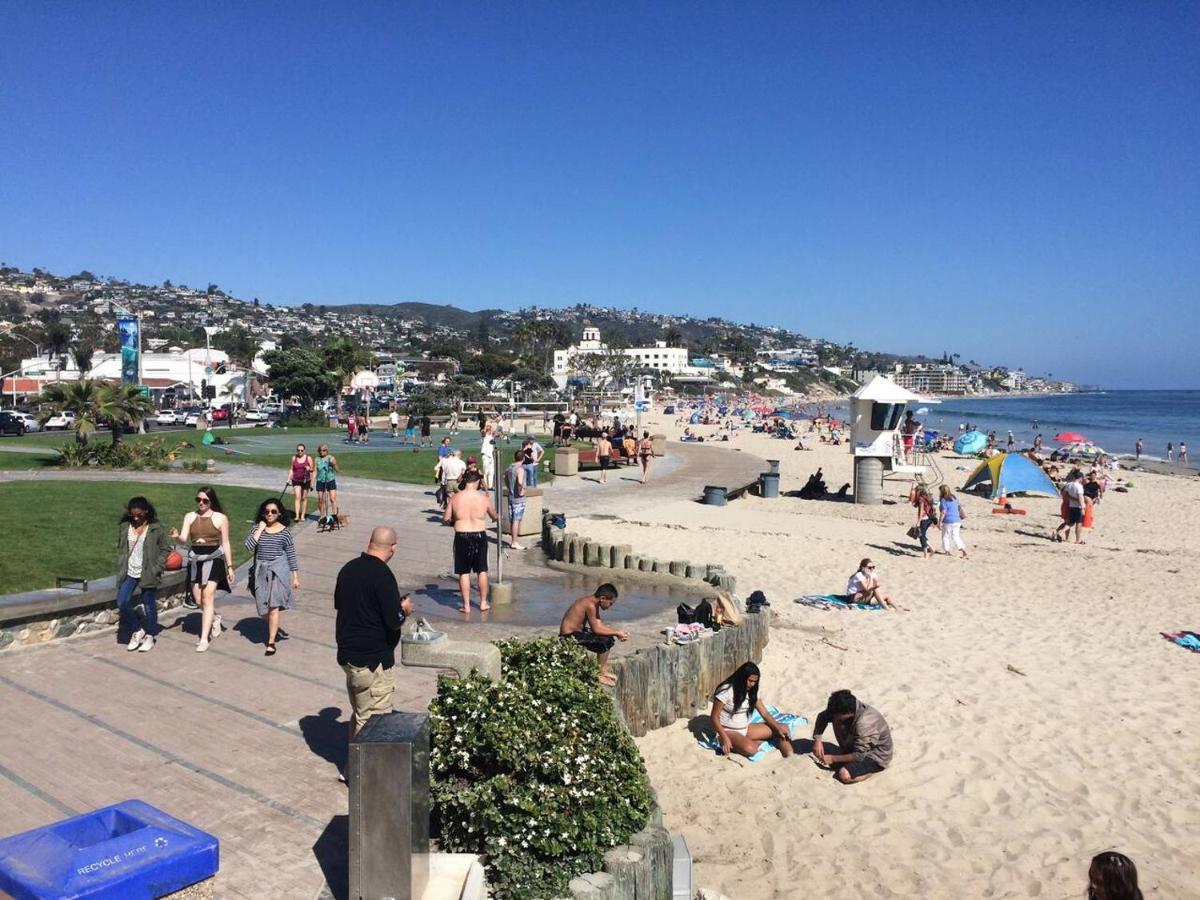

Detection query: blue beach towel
(796, 594), (884, 612)
(696, 706), (808, 762)
(1163, 631), (1200, 653)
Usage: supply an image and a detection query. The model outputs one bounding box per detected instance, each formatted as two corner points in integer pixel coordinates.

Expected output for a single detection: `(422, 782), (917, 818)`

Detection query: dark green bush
(430, 637), (652, 899)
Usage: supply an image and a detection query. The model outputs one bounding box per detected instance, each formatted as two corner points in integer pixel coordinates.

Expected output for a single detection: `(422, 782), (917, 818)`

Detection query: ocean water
(900, 391), (1198, 462)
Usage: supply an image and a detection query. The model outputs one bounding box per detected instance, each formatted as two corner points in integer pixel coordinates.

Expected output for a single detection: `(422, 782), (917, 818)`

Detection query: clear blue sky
(2, 3), (1197, 388)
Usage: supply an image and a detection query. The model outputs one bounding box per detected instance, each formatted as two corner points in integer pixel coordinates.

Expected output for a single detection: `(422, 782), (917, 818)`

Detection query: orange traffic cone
(997, 487), (1007, 507)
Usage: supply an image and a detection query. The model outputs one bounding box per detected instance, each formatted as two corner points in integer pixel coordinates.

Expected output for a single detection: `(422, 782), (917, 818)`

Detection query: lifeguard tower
(848, 376), (940, 504)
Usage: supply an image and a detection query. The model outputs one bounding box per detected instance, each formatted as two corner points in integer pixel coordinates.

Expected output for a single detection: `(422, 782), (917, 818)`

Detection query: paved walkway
(0, 440), (765, 898)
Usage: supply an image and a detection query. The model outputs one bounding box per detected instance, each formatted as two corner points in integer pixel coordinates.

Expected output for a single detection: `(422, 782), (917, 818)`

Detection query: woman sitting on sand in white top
(846, 558), (898, 609)
(710, 662), (793, 758)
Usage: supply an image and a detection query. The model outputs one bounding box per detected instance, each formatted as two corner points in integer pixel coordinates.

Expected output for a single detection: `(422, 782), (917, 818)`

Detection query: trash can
(651, 434), (667, 457)
(0, 799), (219, 899)
(766, 459), (780, 474)
(553, 446), (579, 476)
(349, 712), (430, 900)
(759, 472), (781, 498)
(702, 485), (728, 506)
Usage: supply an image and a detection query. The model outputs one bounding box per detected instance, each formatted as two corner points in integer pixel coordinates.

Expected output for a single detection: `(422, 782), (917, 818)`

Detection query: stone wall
(0, 572), (189, 653)
(541, 510), (771, 900)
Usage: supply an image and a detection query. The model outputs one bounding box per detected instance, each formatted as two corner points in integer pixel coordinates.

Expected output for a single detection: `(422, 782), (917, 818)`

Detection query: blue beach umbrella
(953, 431), (987, 454)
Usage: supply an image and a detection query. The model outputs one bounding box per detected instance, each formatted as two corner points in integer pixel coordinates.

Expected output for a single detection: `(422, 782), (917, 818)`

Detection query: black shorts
(1067, 507), (1083, 525)
(453, 531), (489, 575)
(599, 455), (610, 470)
(563, 628), (616, 655)
(840, 758), (885, 779)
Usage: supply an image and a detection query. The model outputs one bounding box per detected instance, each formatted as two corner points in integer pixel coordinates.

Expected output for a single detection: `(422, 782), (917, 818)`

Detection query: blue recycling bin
(702, 485), (728, 506)
(0, 800), (218, 899)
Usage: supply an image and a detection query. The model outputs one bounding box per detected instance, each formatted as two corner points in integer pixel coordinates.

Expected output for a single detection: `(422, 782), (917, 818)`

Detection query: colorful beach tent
(962, 452), (1059, 498)
(953, 431), (987, 454)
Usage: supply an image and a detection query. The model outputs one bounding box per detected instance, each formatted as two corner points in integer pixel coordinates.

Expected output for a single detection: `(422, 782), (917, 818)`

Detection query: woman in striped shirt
(246, 499), (300, 656)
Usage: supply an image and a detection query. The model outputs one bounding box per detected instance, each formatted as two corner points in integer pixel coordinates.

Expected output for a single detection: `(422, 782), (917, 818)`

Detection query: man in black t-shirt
(334, 526), (413, 747)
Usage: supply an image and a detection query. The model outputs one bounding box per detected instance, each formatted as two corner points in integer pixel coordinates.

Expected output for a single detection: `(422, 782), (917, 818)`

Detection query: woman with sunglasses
(172, 486), (234, 651)
(115, 496), (170, 653)
(287, 444), (315, 522)
(845, 558), (897, 609)
(245, 499), (300, 656)
(315, 444), (341, 528)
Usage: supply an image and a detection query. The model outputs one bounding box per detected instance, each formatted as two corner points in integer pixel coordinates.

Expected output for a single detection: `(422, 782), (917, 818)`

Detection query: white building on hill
(552, 323), (690, 388)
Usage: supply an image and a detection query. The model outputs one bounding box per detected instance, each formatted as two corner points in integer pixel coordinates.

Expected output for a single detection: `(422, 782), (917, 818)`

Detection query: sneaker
(137, 635), (155, 653)
(181, 598), (198, 610)
(511, 544), (526, 551)
(209, 614), (223, 640)
(127, 628), (146, 652)
(196, 639), (209, 653)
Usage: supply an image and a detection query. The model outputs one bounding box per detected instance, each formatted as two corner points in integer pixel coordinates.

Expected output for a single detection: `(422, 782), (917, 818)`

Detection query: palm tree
(44, 322), (71, 364)
(322, 337), (372, 393)
(99, 382), (154, 445)
(37, 379), (108, 445)
(71, 344), (95, 376)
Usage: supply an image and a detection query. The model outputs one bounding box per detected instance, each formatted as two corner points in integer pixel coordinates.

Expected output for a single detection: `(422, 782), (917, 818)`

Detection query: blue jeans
(524, 461), (539, 488)
(116, 575), (159, 636)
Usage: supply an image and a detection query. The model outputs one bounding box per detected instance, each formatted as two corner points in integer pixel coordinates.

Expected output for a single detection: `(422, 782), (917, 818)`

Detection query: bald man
(334, 526), (414, 779)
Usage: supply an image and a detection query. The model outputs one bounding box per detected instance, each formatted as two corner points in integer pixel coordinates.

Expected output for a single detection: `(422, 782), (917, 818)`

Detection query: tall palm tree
(71, 344), (95, 376)
(322, 337), (371, 393)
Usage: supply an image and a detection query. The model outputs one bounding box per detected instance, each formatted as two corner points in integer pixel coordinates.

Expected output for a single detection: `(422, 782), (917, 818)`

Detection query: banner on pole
(117, 316), (140, 384)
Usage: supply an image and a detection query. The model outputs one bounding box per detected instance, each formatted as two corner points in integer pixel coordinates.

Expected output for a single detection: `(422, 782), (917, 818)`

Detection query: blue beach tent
(962, 452), (1059, 499)
(953, 431), (987, 454)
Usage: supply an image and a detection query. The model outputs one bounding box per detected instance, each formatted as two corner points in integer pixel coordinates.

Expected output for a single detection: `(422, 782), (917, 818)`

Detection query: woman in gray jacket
(116, 496), (171, 653)
(245, 498), (300, 656)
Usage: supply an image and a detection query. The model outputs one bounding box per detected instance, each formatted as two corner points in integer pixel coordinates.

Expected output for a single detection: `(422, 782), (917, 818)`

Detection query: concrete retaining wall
(0, 571), (190, 653)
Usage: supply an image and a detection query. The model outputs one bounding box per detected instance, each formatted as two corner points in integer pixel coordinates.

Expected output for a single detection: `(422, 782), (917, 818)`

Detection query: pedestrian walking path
(0, 438), (765, 898)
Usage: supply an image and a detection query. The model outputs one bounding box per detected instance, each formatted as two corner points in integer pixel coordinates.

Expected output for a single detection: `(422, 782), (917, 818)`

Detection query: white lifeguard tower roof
(850, 374), (934, 404)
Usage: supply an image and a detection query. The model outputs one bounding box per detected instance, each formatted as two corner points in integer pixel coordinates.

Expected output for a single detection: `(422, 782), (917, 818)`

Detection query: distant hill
(334, 301), (506, 330)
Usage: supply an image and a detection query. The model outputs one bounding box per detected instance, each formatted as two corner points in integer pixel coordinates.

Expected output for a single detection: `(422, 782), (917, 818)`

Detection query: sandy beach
(569, 412), (1200, 898)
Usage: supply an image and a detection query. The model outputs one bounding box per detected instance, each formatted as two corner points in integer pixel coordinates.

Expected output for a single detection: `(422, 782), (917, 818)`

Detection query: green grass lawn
(0, 429), (576, 484)
(0, 482), (271, 594)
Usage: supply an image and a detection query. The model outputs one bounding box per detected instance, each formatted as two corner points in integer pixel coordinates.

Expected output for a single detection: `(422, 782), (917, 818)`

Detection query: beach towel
(796, 594), (885, 612)
(1162, 631), (1200, 653)
(696, 706), (808, 761)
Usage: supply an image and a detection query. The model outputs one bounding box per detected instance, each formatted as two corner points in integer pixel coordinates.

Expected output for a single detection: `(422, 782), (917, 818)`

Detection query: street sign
(136, 385), (151, 398)
(204, 366), (214, 378)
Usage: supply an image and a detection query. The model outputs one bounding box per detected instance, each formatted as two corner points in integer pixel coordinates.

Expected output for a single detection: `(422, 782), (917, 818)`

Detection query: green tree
(461, 352), (516, 383)
(213, 326), (263, 405)
(70, 343), (95, 376)
(98, 382), (154, 445)
(37, 379), (108, 445)
(322, 336), (372, 393)
(261, 348), (337, 409)
(44, 322), (71, 363)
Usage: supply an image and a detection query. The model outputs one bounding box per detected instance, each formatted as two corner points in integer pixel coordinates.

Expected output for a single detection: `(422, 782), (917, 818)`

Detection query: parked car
(12, 412), (40, 433)
(44, 411), (76, 431)
(210, 407), (230, 422)
(243, 409), (269, 422)
(156, 410), (179, 426)
(173, 408), (191, 425)
(0, 411), (27, 436)
(184, 409), (204, 427)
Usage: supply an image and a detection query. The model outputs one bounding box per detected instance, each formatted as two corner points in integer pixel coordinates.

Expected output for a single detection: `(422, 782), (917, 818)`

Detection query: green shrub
(55, 442), (95, 467)
(430, 637), (652, 899)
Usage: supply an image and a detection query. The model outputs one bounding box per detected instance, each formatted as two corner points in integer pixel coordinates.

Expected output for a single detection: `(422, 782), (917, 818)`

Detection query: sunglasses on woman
(264, 508), (280, 517)
(196, 496), (210, 505)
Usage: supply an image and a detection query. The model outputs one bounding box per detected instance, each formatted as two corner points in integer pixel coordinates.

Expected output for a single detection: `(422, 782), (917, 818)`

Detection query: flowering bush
(430, 637), (652, 899)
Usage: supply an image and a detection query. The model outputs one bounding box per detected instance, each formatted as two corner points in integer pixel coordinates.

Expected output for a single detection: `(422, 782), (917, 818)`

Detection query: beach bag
(693, 598), (720, 631)
(905, 524), (920, 540)
(676, 603), (696, 625)
(716, 591), (742, 626)
(551, 513), (567, 529)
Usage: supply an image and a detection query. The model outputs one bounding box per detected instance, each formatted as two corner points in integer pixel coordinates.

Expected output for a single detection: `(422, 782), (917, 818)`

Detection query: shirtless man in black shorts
(444, 470), (498, 613)
(559, 583), (628, 685)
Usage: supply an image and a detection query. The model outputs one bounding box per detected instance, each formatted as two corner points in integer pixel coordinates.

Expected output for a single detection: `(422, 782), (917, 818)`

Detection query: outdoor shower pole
(494, 443), (503, 584)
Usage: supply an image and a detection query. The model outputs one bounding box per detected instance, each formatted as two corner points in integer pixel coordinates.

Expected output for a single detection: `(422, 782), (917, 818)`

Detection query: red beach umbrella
(1054, 432), (1086, 443)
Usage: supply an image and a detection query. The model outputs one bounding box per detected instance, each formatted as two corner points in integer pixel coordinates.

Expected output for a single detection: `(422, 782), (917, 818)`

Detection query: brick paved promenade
(0, 441), (764, 898)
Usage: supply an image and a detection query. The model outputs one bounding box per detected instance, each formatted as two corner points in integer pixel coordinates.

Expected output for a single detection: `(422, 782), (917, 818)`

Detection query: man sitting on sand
(559, 583), (628, 686)
(846, 558), (898, 609)
(810, 689), (893, 783)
